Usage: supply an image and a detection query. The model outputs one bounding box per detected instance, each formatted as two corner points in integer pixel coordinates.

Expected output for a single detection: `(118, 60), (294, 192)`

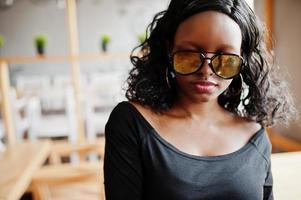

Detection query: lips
(192, 80), (217, 94)
(193, 80), (217, 86)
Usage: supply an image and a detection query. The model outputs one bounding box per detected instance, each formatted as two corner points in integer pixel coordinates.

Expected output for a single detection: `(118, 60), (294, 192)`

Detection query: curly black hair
(125, 0), (296, 127)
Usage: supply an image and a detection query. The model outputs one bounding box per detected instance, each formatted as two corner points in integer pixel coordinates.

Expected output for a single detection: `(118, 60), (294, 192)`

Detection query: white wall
(273, 0), (301, 140)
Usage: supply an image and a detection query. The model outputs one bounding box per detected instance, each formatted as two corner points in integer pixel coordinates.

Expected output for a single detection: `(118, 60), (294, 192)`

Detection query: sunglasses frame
(170, 50), (244, 79)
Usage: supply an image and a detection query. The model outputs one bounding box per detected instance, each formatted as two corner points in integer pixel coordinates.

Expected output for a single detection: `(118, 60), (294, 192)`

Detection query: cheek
(219, 79), (233, 91)
(175, 75), (190, 87)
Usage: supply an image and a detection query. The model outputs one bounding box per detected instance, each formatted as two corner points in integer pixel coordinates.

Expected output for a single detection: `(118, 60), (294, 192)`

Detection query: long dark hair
(125, 0), (296, 126)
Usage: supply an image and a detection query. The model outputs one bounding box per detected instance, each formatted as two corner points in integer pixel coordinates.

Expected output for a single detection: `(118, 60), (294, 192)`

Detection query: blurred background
(0, 0), (300, 200)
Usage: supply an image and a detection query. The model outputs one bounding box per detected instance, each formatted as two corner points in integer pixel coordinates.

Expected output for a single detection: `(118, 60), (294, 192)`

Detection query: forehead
(173, 11), (242, 52)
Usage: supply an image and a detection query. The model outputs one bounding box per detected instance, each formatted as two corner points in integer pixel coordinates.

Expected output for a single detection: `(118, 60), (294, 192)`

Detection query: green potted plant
(34, 34), (47, 56)
(100, 34), (111, 52)
(0, 35), (5, 56)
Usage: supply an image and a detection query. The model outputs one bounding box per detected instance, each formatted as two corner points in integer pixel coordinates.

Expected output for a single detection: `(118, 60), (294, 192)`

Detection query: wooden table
(272, 151), (301, 200)
(0, 141), (51, 200)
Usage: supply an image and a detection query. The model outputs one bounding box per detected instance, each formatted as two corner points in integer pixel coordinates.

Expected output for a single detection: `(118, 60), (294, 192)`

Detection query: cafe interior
(0, 0), (300, 199)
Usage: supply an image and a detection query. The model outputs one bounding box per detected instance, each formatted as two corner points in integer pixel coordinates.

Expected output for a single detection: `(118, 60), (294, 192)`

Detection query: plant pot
(102, 43), (107, 52)
(37, 44), (45, 55)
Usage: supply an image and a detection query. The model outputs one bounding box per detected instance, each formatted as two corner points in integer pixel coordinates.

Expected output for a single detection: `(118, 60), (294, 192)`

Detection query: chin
(191, 93), (219, 103)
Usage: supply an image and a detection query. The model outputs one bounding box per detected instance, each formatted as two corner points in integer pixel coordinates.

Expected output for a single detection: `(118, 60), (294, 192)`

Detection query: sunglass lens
(211, 55), (242, 78)
(173, 52), (201, 74)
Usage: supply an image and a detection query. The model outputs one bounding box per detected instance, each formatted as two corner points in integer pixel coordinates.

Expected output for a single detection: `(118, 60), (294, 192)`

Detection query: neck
(172, 97), (227, 123)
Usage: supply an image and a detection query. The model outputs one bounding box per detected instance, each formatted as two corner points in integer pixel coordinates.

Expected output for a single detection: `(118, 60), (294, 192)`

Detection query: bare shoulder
(236, 116), (262, 137)
(129, 101), (158, 122)
(129, 101), (149, 115)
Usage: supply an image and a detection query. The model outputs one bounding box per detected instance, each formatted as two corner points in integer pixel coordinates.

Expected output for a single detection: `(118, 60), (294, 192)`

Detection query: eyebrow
(174, 41), (237, 51)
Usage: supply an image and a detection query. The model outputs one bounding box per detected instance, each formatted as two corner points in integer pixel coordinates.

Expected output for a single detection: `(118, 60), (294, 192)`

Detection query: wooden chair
(9, 88), (31, 142)
(15, 75), (51, 97)
(84, 71), (124, 140)
(26, 86), (78, 144)
(29, 137), (106, 200)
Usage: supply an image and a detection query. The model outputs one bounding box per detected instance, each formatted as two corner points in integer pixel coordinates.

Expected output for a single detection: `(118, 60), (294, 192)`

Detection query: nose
(196, 58), (214, 77)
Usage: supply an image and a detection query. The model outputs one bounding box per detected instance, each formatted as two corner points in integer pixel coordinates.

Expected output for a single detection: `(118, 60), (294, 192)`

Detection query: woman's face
(172, 11), (242, 103)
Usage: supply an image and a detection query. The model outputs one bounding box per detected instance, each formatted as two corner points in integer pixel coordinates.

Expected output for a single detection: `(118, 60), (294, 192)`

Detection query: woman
(104, 0), (295, 199)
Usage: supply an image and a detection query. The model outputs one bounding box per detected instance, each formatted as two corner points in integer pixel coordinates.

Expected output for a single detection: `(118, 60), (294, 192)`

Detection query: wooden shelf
(0, 52), (130, 64)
